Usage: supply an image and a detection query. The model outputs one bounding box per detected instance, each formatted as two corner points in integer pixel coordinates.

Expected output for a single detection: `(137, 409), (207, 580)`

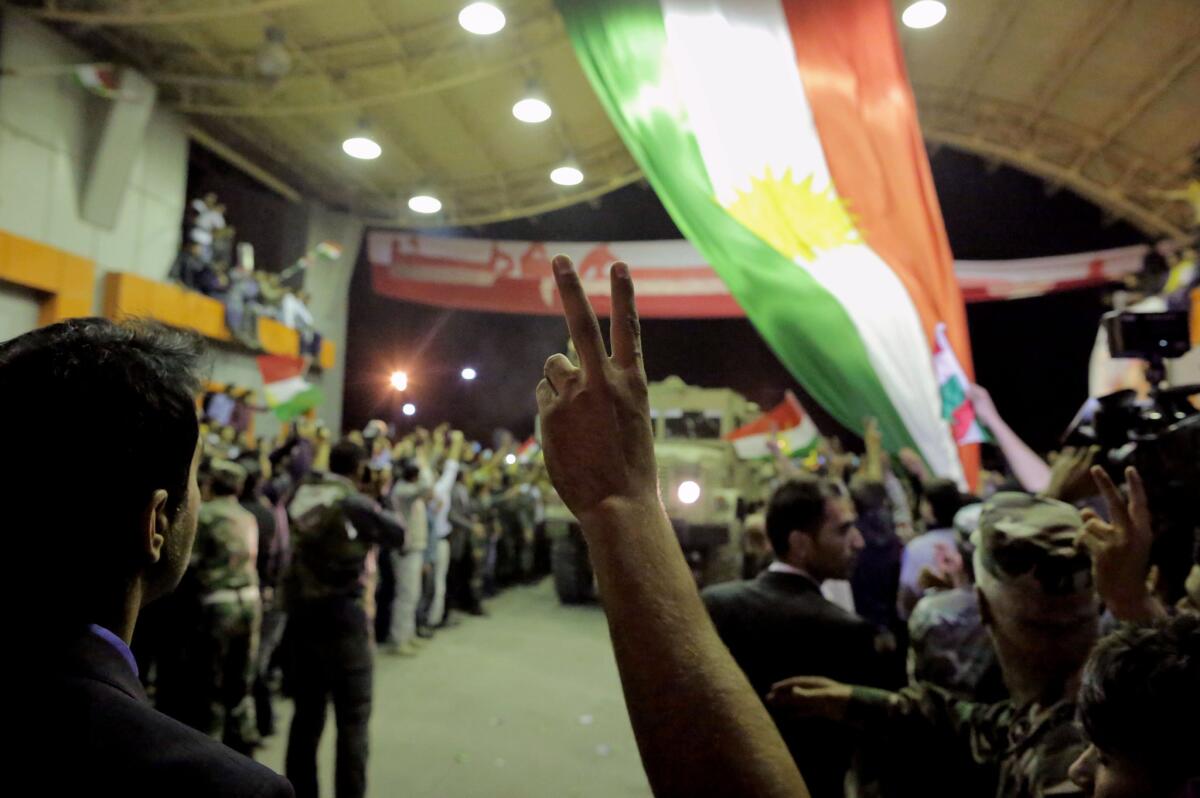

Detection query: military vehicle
(544, 376), (764, 604)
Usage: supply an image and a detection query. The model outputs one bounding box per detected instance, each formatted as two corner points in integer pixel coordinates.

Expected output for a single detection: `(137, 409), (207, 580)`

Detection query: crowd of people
(697, 346), (1199, 798)
(170, 192), (325, 356)
(126, 410), (556, 797)
(4, 254), (1197, 798)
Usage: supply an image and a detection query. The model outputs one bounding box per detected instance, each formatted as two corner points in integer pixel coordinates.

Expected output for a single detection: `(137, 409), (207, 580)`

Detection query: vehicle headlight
(677, 480), (702, 505)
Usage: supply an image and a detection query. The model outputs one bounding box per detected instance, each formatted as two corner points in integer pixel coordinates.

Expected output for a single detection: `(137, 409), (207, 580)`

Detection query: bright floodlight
(408, 195), (442, 214)
(512, 97), (552, 123)
(458, 2), (505, 35)
(402, 402), (417, 416)
(550, 166), (584, 186)
(390, 371), (408, 391)
(902, 1), (946, 29)
(342, 136), (381, 160)
(461, 367), (477, 381)
(505, 453), (517, 465)
(677, 480), (701, 505)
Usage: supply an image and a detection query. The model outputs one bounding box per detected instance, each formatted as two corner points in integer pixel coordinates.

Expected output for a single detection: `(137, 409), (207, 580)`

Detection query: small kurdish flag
(725, 392), (818, 460)
(517, 437), (541, 463)
(73, 64), (122, 98)
(314, 241), (343, 261)
(257, 354), (323, 421)
(933, 323), (989, 445)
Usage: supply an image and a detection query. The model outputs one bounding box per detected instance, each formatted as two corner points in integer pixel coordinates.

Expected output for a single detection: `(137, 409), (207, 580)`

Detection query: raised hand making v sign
(1078, 466), (1167, 623)
(537, 258), (657, 523)
(537, 256), (808, 798)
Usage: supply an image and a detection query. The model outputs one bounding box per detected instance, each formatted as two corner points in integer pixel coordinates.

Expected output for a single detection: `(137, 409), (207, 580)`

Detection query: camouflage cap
(971, 492), (1093, 596)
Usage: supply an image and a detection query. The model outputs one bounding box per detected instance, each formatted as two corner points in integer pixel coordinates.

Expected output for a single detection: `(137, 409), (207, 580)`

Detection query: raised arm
(537, 255), (807, 798)
(341, 494), (407, 550)
(968, 384), (1052, 493)
(1077, 466), (1168, 623)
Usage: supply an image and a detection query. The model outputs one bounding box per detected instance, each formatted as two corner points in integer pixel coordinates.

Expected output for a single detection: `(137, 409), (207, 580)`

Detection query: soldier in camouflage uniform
(282, 440), (406, 798)
(189, 459), (262, 754)
(907, 503), (1005, 703)
(770, 492), (1102, 798)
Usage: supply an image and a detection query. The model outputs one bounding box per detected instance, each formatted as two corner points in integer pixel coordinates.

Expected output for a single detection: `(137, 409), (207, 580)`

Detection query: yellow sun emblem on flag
(724, 167), (858, 262)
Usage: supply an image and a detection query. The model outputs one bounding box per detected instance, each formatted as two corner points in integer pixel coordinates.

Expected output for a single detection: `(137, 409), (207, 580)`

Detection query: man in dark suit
(702, 477), (878, 798)
(2, 318), (293, 798)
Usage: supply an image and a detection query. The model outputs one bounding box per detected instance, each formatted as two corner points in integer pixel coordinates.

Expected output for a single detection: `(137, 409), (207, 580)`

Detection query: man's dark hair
(849, 477), (889, 515)
(330, 439), (367, 478)
(1078, 614), (1199, 786)
(0, 319), (204, 610)
(849, 477), (894, 546)
(923, 478), (965, 529)
(399, 460), (421, 483)
(765, 478), (843, 558)
(208, 464), (244, 498)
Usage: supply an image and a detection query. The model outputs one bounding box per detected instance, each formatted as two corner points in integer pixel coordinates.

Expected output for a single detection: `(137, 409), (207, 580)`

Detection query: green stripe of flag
(558, 0), (920, 453)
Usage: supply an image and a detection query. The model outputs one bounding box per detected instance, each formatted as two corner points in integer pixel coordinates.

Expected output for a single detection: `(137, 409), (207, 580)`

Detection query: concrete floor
(257, 579), (653, 798)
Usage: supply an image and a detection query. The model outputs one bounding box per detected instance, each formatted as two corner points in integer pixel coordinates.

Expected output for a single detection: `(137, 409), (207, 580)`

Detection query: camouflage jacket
(285, 472), (405, 606)
(908, 587), (1000, 701)
(191, 496), (259, 594)
(848, 684), (1086, 798)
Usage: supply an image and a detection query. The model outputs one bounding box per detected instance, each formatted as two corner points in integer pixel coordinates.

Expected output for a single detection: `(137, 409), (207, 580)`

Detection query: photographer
(283, 440), (406, 798)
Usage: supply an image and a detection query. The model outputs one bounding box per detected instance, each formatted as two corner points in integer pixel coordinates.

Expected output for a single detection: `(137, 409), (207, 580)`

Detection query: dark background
(339, 147), (1145, 453)
(187, 145), (310, 274)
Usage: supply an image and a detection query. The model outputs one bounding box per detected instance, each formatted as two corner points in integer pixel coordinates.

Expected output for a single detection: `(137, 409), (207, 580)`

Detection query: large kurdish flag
(559, 0), (976, 484)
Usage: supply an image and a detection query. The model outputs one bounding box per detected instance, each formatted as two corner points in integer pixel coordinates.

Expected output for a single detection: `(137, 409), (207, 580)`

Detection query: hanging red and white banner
(368, 230), (1146, 318)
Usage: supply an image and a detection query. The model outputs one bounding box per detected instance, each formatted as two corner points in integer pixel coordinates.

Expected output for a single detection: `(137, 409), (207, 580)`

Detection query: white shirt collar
(768, 561), (817, 582)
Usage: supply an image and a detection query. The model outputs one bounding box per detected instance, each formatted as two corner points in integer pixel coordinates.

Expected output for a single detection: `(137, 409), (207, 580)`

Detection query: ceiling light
(402, 403), (417, 416)
(342, 136), (381, 160)
(390, 370), (408, 391)
(461, 367), (477, 381)
(459, 2), (505, 35)
(408, 195), (442, 214)
(550, 166), (583, 186)
(677, 480), (701, 505)
(902, 1), (947, 29)
(513, 97), (552, 123)
(505, 453), (517, 465)
(256, 27), (292, 80)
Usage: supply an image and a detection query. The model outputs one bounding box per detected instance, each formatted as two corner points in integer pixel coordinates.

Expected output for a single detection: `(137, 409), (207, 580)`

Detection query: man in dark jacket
(283, 439), (406, 798)
(702, 476), (878, 798)
(2, 318), (293, 798)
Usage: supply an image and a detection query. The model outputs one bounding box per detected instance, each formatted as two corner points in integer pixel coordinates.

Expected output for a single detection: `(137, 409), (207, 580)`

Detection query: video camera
(1068, 308), (1199, 598)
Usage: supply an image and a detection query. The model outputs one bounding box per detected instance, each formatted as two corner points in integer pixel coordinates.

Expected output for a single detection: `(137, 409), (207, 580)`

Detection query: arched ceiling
(20, 0), (1200, 237)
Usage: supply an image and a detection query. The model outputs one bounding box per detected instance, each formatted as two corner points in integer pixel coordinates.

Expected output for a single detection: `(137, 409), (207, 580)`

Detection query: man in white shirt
(897, 478), (967, 619)
(425, 431), (464, 628)
(384, 461), (432, 655)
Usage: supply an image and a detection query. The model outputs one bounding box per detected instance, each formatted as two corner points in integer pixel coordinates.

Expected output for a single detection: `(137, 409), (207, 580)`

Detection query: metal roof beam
(950, 0), (1025, 113)
(924, 128), (1187, 239)
(1070, 25), (1200, 171)
(30, 0), (320, 26)
(1021, 0), (1131, 144)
